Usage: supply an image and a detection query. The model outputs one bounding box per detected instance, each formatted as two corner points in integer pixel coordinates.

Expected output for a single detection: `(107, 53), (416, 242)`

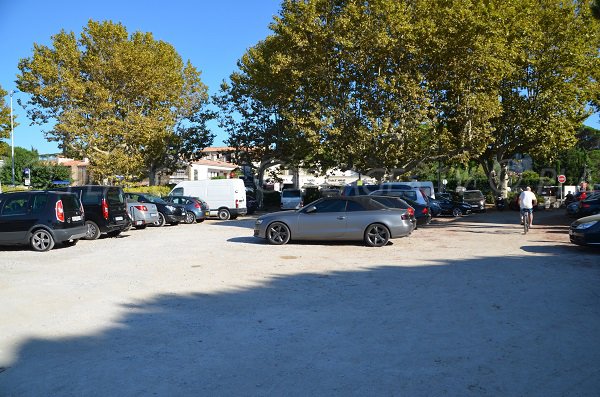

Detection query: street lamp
(9, 90), (16, 186)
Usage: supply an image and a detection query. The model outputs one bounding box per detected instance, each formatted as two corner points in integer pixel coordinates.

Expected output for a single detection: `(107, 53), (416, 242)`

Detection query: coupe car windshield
(143, 195), (167, 204)
(463, 191), (484, 200)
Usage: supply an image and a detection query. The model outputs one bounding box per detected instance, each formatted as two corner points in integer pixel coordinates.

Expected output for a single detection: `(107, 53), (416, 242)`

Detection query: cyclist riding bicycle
(519, 186), (537, 227)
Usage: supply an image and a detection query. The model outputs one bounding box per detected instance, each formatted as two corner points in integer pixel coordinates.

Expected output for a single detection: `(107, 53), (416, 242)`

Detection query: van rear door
(106, 187), (128, 224)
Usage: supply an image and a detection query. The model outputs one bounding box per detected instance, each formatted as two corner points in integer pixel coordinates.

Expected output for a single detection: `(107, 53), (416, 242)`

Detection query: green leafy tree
(17, 20), (214, 185)
(0, 85), (18, 140)
(30, 163), (71, 189)
(0, 146), (39, 185)
(219, 0), (598, 184)
(479, 0), (599, 193)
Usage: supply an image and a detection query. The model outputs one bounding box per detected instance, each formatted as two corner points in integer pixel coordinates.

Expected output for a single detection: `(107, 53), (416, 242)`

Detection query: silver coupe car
(254, 196), (415, 247)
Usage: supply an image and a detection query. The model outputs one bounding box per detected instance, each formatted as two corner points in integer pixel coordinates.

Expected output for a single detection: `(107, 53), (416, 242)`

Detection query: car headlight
(255, 219), (264, 225)
(576, 221), (597, 230)
(165, 205), (176, 211)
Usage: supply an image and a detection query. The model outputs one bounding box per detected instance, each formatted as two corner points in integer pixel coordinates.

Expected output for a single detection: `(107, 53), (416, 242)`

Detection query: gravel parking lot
(1, 209), (599, 396)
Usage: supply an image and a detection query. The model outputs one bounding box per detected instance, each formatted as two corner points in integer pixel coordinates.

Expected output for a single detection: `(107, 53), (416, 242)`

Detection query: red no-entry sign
(558, 174), (566, 183)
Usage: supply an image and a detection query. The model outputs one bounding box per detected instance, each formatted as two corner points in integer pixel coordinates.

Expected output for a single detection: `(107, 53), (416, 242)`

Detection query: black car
(369, 195), (417, 227)
(246, 194), (258, 215)
(124, 192), (186, 226)
(576, 192), (600, 217)
(54, 185), (129, 239)
(0, 191), (87, 251)
(427, 197), (443, 217)
(434, 197), (472, 217)
(164, 195), (209, 223)
(569, 214), (600, 246)
(459, 190), (486, 213)
(401, 197), (432, 226)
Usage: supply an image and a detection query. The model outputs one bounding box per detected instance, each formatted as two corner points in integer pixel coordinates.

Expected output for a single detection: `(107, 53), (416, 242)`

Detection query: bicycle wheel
(523, 211), (529, 234)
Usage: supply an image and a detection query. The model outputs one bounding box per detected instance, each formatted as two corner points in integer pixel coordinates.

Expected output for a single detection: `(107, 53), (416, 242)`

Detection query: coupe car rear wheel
(185, 211), (196, 224)
(364, 224), (390, 247)
(85, 221), (101, 240)
(30, 229), (55, 252)
(452, 208), (463, 217)
(266, 222), (291, 245)
(152, 213), (166, 227)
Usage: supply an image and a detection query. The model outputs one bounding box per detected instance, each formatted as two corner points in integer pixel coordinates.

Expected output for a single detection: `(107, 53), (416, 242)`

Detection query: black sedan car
(576, 193), (600, 217)
(434, 197), (472, 217)
(569, 214), (600, 246)
(124, 192), (186, 226)
(401, 197), (432, 226)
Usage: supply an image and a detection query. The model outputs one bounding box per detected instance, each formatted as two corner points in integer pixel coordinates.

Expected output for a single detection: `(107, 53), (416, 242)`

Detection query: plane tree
(16, 20), (214, 184)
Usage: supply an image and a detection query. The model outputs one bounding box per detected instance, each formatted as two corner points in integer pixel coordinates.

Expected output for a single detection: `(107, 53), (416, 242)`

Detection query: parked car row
(0, 185), (218, 252)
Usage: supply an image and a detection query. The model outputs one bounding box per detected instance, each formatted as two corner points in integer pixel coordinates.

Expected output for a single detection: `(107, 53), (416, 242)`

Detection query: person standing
(519, 186), (537, 227)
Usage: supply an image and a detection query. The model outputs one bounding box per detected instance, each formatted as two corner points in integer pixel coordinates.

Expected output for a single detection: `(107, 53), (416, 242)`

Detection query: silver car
(254, 196), (415, 247)
(126, 198), (160, 229)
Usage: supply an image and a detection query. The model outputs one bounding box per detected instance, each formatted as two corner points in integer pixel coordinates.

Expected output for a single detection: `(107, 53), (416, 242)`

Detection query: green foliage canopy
(218, 0), (600, 180)
(0, 85), (18, 140)
(17, 20), (215, 185)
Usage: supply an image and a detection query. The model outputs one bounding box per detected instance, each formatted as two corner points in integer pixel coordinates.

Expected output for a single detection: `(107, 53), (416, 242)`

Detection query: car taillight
(422, 208), (428, 214)
(101, 198), (109, 220)
(134, 205), (148, 211)
(55, 200), (65, 222)
(582, 203), (590, 208)
(194, 202), (201, 208)
(235, 199), (239, 208)
(407, 207), (415, 216)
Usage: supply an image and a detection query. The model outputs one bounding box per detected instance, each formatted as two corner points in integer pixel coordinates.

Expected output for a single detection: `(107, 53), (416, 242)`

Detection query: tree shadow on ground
(1, 254), (599, 396)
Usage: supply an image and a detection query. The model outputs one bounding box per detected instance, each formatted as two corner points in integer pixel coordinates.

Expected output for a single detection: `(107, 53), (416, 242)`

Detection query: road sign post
(557, 175), (566, 203)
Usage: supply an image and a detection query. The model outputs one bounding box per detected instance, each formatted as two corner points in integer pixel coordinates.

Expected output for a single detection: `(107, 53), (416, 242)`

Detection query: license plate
(150, 213), (158, 218)
(71, 215), (81, 221)
(136, 220), (143, 225)
(115, 216), (123, 221)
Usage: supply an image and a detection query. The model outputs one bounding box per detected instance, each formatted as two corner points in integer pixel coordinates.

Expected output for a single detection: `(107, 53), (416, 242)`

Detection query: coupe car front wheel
(266, 222), (291, 245)
(30, 229), (55, 252)
(364, 224), (390, 247)
(452, 208), (463, 217)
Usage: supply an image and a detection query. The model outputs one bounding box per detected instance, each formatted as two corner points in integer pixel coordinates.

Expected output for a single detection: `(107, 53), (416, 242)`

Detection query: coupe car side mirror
(305, 205), (317, 214)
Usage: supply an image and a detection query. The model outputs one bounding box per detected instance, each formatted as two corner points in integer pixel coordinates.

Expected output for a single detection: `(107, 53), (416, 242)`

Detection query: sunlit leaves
(17, 20), (214, 184)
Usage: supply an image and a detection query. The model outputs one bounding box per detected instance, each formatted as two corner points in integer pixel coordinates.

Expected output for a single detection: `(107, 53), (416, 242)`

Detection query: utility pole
(10, 90), (16, 186)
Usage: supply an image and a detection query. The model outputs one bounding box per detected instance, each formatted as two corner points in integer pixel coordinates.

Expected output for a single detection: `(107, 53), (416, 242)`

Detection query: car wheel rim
(367, 226), (388, 246)
(186, 212), (195, 223)
(32, 231), (51, 251)
(269, 225), (288, 243)
(86, 223), (97, 239)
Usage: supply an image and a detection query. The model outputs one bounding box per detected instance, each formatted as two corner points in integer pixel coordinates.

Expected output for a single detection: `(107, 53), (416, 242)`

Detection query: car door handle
(337, 216), (346, 220)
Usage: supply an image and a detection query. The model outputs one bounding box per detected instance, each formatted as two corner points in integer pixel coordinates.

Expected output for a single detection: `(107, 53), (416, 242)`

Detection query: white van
(169, 179), (247, 220)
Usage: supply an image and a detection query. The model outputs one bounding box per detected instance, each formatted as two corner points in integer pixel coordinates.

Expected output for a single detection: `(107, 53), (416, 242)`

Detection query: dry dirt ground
(0, 208), (599, 396)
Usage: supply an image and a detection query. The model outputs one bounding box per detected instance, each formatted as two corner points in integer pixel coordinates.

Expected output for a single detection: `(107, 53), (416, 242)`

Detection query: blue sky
(0, 0), (282, 154)
(1, 1), (599, 155)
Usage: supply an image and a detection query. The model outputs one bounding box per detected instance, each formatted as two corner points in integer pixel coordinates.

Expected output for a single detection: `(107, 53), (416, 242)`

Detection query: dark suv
(54, 185), (129, 239)
(0, 191), (87, 251)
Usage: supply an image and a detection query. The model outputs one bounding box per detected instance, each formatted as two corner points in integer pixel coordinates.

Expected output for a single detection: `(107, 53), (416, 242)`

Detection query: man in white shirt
(519, 186), (537, 227)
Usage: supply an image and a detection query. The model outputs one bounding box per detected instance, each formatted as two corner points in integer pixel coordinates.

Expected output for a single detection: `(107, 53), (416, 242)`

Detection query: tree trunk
(148, 166), (157, 186)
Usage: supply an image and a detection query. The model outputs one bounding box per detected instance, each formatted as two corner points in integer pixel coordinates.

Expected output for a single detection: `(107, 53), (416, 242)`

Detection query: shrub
(124, 185), (172, 197)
